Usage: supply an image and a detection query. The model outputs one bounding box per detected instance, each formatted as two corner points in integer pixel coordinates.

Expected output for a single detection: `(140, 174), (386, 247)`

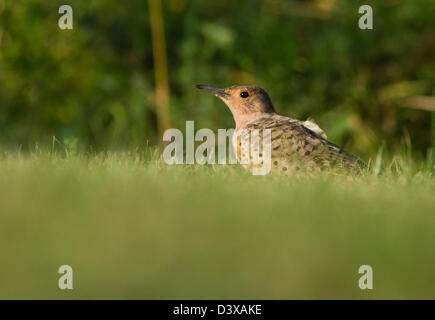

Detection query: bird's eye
(240, 91), (249, 98)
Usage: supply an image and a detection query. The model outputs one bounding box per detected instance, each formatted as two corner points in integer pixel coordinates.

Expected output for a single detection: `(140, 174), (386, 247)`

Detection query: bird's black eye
(240, 91), (249, 98)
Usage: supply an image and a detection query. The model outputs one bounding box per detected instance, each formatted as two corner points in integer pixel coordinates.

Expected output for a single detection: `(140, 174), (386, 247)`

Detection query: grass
(0, 147), (434, 299)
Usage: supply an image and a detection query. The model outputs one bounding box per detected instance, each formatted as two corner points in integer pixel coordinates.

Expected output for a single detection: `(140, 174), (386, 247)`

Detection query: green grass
(0, 148), (434, 299)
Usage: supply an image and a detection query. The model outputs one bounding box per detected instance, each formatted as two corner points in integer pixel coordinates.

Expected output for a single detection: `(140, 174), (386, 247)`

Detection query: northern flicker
(196, 84), (365, 173)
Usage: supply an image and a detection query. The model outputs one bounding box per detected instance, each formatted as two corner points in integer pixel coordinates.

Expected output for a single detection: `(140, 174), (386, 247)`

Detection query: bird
(196, 84), (365, 173)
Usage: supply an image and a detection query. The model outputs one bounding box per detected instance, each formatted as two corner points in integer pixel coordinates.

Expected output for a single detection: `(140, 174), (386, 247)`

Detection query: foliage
(0, 0), (434, 158)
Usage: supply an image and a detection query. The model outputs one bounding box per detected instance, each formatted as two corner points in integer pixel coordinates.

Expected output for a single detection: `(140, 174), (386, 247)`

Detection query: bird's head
(196, 84), (276, 128)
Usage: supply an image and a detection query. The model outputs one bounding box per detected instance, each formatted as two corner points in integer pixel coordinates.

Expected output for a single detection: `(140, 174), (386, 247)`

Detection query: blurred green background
(0, 0), (434, 159)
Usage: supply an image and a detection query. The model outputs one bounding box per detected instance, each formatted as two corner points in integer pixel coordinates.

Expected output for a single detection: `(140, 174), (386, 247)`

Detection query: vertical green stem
(148, 0), (171, 142)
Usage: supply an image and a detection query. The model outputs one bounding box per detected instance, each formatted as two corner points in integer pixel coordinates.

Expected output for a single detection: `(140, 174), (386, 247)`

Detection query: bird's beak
(196, 84), (231, 99)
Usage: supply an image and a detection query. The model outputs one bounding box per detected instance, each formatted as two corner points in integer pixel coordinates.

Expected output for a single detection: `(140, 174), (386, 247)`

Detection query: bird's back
(234, 114), (365, 173)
